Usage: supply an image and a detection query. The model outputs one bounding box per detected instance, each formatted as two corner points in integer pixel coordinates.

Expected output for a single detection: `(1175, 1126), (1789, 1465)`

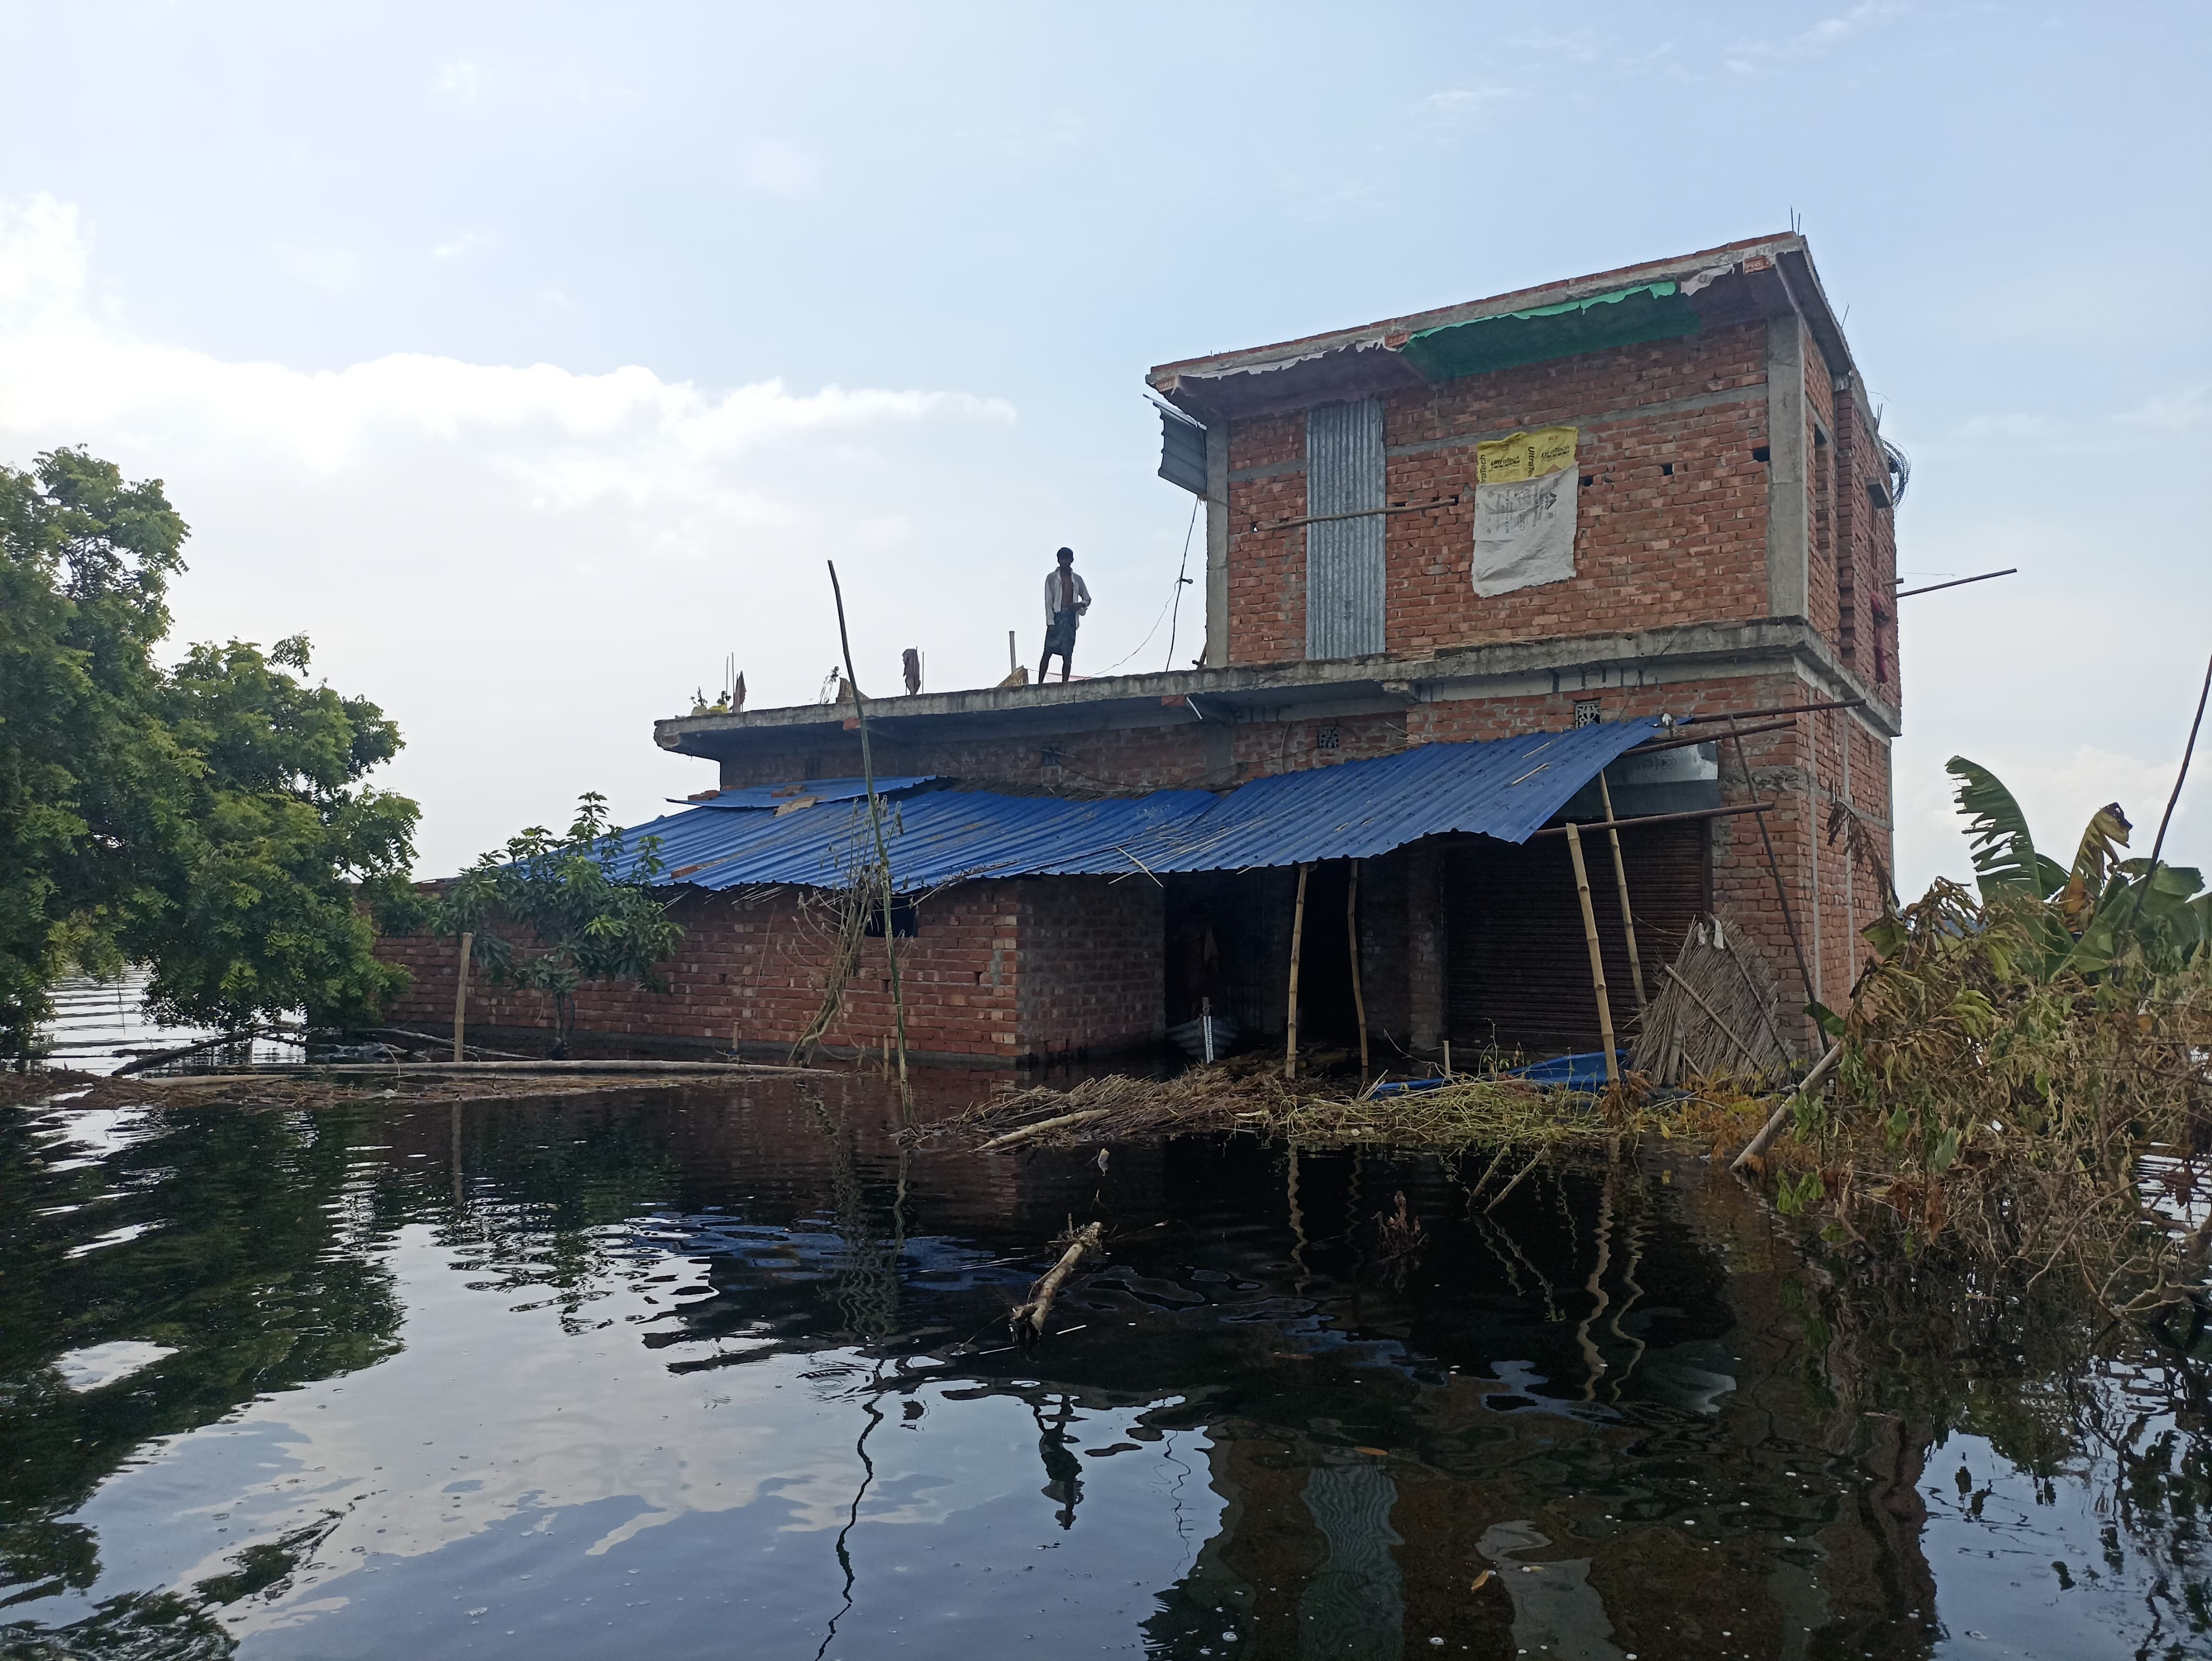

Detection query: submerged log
(976, 1107), (1115, 1151)
(1010, 1222), (1104, 1345)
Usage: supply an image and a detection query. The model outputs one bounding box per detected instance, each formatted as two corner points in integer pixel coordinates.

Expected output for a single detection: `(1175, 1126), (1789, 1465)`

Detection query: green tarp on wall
(1395, 281), (1700, 381)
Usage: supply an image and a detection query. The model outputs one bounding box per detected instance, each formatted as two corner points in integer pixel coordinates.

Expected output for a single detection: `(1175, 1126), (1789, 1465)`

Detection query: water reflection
(0, 1076), (2204, 1659)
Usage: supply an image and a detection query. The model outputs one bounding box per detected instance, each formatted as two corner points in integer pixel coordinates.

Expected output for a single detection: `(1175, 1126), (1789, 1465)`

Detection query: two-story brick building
(376, 233), (1901, 1068)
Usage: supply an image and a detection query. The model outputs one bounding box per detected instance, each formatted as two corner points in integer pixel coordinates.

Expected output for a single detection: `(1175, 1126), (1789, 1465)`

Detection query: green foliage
(1789, 762), (2211, 1321)
(1947, 756), (2068, 900)
(0, 448), (420, 1055)
(1774, 1168), (1825, 1216)
(431, 793), (682, 1048)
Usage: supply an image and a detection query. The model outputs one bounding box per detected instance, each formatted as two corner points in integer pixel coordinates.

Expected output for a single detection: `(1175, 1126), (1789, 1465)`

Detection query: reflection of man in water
(1040, 546), (1091, 683)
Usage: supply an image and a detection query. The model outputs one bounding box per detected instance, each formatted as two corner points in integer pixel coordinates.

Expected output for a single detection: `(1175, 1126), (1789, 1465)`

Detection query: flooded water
(33, 975), (298, 1076)
(3, 1078), (2207, 1660)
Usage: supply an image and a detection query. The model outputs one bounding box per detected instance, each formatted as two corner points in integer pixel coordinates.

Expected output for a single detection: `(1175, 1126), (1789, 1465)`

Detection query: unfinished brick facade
(383, 234), (1899, 1065)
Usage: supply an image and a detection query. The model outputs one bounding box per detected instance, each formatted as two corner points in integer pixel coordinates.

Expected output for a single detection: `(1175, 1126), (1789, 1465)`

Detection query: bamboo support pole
(1729, 721), (1813, 1024)
(451, 932), (473, 1062)
(827, 560), (910, 1100)
(1596, 776), (1646, 1012)
(1564, 824), (1619, 1088)
(1346, 859), (1369, 1078)
(1285, 863), (1310, 1080)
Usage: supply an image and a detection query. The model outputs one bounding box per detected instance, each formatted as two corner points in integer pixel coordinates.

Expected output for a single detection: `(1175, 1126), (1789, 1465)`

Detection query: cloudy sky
(2, 1), (2205, 883)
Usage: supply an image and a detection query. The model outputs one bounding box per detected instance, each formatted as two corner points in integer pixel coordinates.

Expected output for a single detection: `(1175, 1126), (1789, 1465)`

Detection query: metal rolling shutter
(1305, 398), (1385, 660)
(1445, 822), (1711, 1057)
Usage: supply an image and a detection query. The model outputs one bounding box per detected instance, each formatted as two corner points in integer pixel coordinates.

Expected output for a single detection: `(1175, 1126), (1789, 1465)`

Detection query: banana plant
(1933, 757), (2207, 980)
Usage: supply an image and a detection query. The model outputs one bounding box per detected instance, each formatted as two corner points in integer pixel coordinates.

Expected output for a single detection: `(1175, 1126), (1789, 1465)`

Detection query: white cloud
(736, 140), (823, 199)
(1422, 85), (1523, 123)
(1729, 2), (1908, 67)
(430, 230), (496, 262)
(272, 240), (367, 294)
(432, 59), (480, 104)
(0, 193), (1018, 873)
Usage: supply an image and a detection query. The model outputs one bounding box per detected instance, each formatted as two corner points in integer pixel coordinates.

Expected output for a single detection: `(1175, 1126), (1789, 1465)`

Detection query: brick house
(376, 233), (1900, 1067)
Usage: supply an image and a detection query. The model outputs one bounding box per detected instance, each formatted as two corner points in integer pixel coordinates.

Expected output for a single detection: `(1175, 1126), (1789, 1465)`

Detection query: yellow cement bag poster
(1472, 426), (1578, 596)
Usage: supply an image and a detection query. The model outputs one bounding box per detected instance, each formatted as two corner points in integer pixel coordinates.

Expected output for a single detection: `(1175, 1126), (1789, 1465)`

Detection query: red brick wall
(1017, 878), (1164, 1057)
(1225, 322), (1777, 665)
(1830, 390), (1900, 700)
(372, 875), (1167, 1065)
(663, 667), (1894, 1055)
(1806, 339), (1841, 648)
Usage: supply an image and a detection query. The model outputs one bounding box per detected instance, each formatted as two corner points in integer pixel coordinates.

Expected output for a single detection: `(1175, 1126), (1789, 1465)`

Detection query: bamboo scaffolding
(827, 560), (910, 1100)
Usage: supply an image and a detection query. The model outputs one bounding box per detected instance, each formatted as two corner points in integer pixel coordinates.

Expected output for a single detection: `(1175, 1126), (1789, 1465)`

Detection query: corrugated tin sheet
(1090, 718), (1664, 873)
(667, 776), (941, 811)
(1157, 404), (1208, 496)
(623, 788), (1217, 893)
(619, 720), (1662, 891)
(1305, 399), (1385, 659)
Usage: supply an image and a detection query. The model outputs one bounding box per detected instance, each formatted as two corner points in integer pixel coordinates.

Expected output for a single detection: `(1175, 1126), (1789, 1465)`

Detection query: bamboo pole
(1595, 776), (1646, 1012)
(1285, 863), (1310, 1080)
(1729, 720), (1813, 1025)
(451, 932), (473, 1062)
(1530, 801), (1769, 836)
(827, 561), (910, 1100)
(1732, 1041), (1842, 1172)
(1346, 859), (1369, 1078)
(1564, 824), (1619, 1087)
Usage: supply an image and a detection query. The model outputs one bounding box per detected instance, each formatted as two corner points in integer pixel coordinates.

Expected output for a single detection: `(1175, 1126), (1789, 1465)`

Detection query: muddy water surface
(2, 1077), (2205, 1659)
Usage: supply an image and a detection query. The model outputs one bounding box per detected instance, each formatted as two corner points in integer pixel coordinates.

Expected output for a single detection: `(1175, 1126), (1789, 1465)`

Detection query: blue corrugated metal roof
(621, 788), (1216, 893)
(665, 775), (941, 811)
(1076, 717), (1663, 873)
(618, 720), (1664, 891)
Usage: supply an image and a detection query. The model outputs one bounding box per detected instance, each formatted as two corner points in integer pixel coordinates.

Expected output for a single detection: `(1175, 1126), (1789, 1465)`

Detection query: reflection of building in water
(9, 1077), (1952, 1659)
(1300, 1462), (1404, 1660)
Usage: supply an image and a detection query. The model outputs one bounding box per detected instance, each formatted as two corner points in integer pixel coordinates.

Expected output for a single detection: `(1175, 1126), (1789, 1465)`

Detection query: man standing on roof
(1040, 546), (1091, 683)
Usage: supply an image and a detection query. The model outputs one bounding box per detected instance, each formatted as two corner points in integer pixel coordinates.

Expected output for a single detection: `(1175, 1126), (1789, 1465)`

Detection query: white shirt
(1044, 567), (1092, 621)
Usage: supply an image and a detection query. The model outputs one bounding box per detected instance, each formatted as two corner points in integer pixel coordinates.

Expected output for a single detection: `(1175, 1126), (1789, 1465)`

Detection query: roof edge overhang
(1147, 233), (1862, 422)
(654, 617), (1900, 763)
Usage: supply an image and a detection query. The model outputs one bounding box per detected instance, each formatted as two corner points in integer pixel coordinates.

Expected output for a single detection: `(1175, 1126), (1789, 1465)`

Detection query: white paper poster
(1472, 426), (1579, 597)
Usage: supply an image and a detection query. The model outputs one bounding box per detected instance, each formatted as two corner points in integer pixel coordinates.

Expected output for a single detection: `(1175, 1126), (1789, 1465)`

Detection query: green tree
(0, 447), (421, 1059)
(431, 792), (682, 1054)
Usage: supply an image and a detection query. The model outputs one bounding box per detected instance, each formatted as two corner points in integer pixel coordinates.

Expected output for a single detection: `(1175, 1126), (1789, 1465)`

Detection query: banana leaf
(2060, 802), (2132, 928)
(1948, 757), (2068, 899)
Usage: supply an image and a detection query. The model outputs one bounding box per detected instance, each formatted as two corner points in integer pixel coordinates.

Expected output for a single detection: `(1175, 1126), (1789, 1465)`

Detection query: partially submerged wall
(372, 874), (1166, 1066)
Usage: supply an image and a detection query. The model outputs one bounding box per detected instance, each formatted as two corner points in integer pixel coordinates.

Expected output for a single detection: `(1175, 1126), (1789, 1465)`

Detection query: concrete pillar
(1765, 316), (1810, 620)
(1204, 420), (1230, 667)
